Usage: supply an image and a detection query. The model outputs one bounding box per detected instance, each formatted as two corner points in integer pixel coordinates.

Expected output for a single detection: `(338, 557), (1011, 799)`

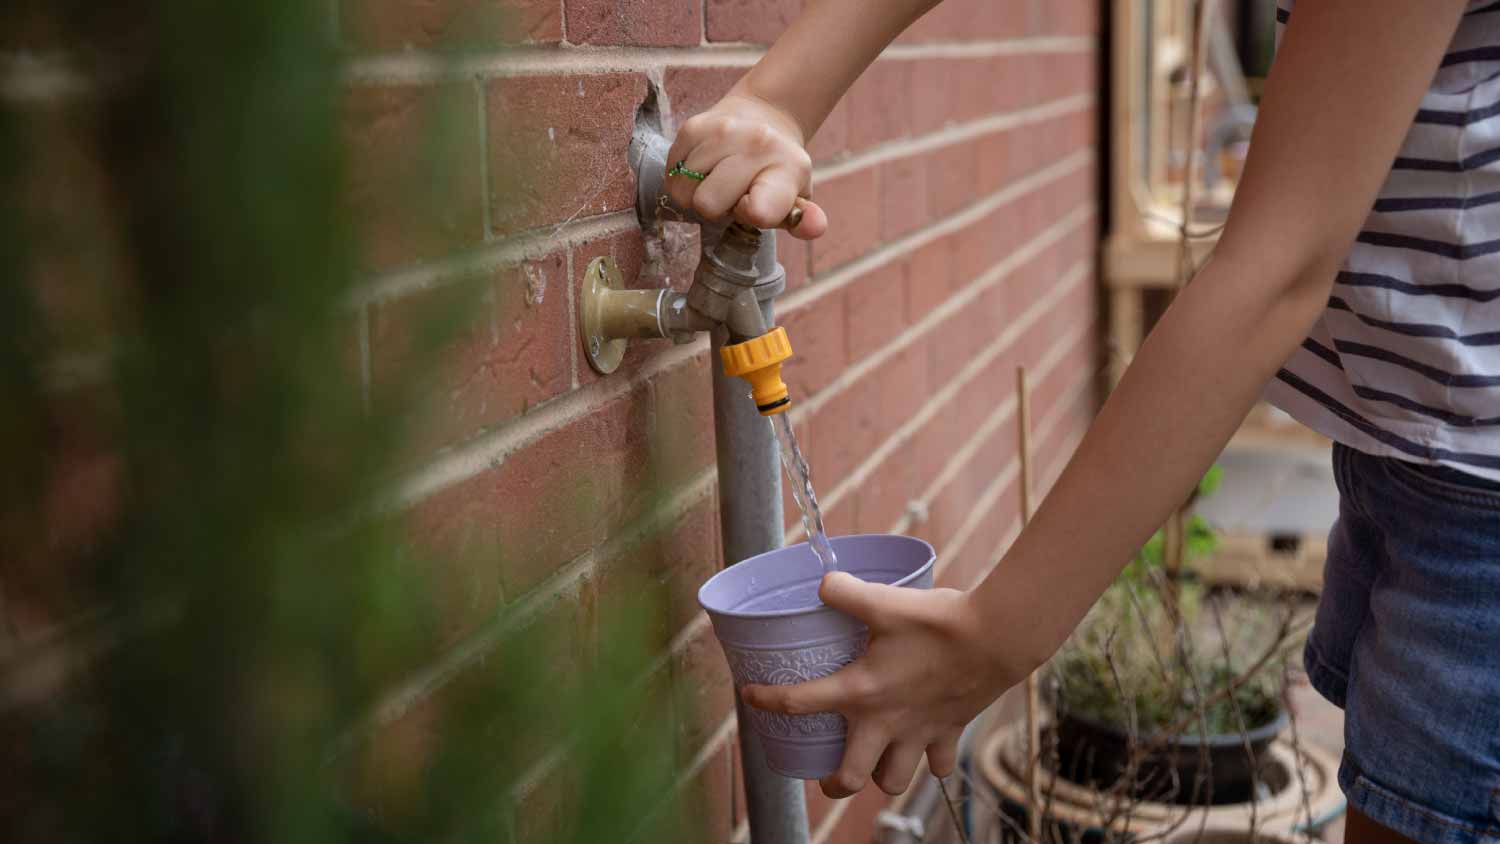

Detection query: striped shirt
(1266, 0), (1500, 480)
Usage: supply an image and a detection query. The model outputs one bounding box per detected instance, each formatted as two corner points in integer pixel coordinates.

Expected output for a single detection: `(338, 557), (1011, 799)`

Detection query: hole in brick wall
(1269, 533), (1302, 554)
(635, 78), (663, 138)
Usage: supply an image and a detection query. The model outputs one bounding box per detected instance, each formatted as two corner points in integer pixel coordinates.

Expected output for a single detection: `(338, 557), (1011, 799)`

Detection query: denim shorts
(1306, 444), (1500, 844)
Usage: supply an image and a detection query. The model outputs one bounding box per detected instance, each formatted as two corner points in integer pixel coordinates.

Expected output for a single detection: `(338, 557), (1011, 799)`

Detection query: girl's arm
(744, 0), (1469, 799)
(664, 0), (943, 238)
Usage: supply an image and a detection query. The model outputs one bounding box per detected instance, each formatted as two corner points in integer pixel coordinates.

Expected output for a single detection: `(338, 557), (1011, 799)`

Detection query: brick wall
(336, 0), (1102, 840)
(8, 0), (1101, 840)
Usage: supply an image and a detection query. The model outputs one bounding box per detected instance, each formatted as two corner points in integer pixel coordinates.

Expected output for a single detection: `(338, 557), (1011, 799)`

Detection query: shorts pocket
(1383, 458), (1500, 513)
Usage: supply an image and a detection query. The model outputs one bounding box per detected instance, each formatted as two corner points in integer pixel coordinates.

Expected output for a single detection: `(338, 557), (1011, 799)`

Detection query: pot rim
(697, 533), (936, 620)
(1057, 707), (1290, 749)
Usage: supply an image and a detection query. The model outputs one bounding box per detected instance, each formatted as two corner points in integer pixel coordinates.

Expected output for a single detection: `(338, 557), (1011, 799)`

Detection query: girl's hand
(665, 91), (828, 239)
(741, 572), (1035, 798)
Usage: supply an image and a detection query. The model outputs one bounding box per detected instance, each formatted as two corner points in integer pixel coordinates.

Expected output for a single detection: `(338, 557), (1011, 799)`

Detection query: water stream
(770, 413), (839, 574)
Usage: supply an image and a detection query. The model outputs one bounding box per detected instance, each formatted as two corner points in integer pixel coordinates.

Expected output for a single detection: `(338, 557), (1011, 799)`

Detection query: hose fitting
(721, 326), (793, 416)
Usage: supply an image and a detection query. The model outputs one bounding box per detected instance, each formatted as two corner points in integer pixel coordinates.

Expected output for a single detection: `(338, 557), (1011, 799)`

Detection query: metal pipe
(633, 124), (810, 844)
(713, 300), (809, 844)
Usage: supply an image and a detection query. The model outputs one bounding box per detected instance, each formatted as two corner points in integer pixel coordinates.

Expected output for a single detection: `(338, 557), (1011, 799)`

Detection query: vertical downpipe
(713, 303), (811, 844)
(631, 101), (810, 843)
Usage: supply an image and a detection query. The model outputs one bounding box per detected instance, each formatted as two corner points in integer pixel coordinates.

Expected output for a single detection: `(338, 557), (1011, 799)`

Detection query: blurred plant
(1053, 467), (1285, 737)
(0, 4), (699, 843)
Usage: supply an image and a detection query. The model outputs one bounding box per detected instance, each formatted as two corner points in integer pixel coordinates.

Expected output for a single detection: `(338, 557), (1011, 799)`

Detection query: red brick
(826, 784), (895, 844)
(488, 72), (647, 234)
(904, 236), (956, 322)
(1036, 0), (1099, 35)
(650, 353), (718, 494)
(566, 0), (699, 46)
(806, 96), (851, 164)
(909, 61), (954, 135)
(705, 0), (801, 43)
(409, 386), (656, 604)
(588, 489), (716, 655)
(673, 626), (735, 764)
(853, 447), (915, 534)
(368, 252), (571, 455)
(927, 140), (978, 218)
(844, 263), (906, 361)
(339, 0), (562, 49)
(778, 232), (810, 292)
(808, 345), (924, 487)
(345, 83), (486, 271)
(514, 762), (578, 843)
(879, 156), (929, 241)
(778, 292), (848, 400)
(847, 61), (911, 151)
(663, 66), (744, 129)
(899, 0), (1028, 42)
(975, 129), (1016, 196)
(679, 742), (736, 844)
(808, 168), (879, 274)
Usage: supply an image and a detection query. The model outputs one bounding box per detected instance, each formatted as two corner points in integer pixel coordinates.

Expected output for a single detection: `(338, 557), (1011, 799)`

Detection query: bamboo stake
(1017, 366), (1042, 844)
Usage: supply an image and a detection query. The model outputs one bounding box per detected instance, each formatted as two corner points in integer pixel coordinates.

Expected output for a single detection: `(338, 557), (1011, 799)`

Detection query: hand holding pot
(742, 571), (1031, 799)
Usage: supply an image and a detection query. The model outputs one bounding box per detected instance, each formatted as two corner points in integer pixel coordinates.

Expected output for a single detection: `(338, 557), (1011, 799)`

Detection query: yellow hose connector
(721, 326), (793, 415)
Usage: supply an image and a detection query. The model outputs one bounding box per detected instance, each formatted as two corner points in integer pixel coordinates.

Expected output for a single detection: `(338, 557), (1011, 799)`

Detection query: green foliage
(1, 5), (699, 843)
(1054, 468), (1285, 737)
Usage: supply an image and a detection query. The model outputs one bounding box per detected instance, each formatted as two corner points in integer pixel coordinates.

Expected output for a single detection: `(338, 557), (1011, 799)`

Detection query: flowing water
(771, 413), (839, 573)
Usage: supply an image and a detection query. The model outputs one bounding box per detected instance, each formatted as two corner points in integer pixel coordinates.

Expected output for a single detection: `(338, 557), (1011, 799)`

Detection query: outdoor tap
(580, 130), (796, 415)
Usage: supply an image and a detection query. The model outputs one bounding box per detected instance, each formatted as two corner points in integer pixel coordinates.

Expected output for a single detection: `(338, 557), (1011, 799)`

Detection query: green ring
(667, 160), (707, 181)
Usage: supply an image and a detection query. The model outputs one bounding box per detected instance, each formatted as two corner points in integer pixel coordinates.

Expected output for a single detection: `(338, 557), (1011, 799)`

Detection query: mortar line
(354, 104), (1088, 309)
(969, 420), (1087, 587)
(781, 151), (1092, 319)
(787, 200), (1094, 422)
(337, 468), (718, 757)
(809, 408), (1085, 844)
(811, 797), (853, 844)
(352, 97), (1086, 311)
(910, 314), (1092, 514)
(392, 191), (1089, 507)
(351, 209), (637, 307)
(341, 38), (1093, 83)
(933, 359), (1094, 574)
(390, 328), (706, 507)
(783, 262), (1090, 542)
(814, 94), (1093, 182)
(666, 710), (738, 797)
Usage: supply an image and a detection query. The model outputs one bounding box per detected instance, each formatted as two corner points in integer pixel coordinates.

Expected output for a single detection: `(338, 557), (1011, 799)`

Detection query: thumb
(818, 571), (902, 627)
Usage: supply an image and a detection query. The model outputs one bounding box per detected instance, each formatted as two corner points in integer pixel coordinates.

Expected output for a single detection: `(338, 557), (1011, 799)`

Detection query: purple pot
(697, 534), (936, 780)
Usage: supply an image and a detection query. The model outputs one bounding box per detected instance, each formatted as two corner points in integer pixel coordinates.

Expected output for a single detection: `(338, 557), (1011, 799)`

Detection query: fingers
(783, 197), (828, 239)
(692, 155), (762, 219)
(925, 731), (962, 778)
(818, 571), (907, 628)
(742, 662), (865, 716)
(821, 723), (888, 798)
(873, 741), (927, 796)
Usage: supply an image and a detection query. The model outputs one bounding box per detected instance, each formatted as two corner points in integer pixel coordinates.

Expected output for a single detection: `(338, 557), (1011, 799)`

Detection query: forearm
(733, 0), (941, 140)
(971, 255), (1331, 665)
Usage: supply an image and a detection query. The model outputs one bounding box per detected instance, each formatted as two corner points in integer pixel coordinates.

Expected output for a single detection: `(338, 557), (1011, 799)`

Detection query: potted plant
(1049, 469), (1291, 807)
